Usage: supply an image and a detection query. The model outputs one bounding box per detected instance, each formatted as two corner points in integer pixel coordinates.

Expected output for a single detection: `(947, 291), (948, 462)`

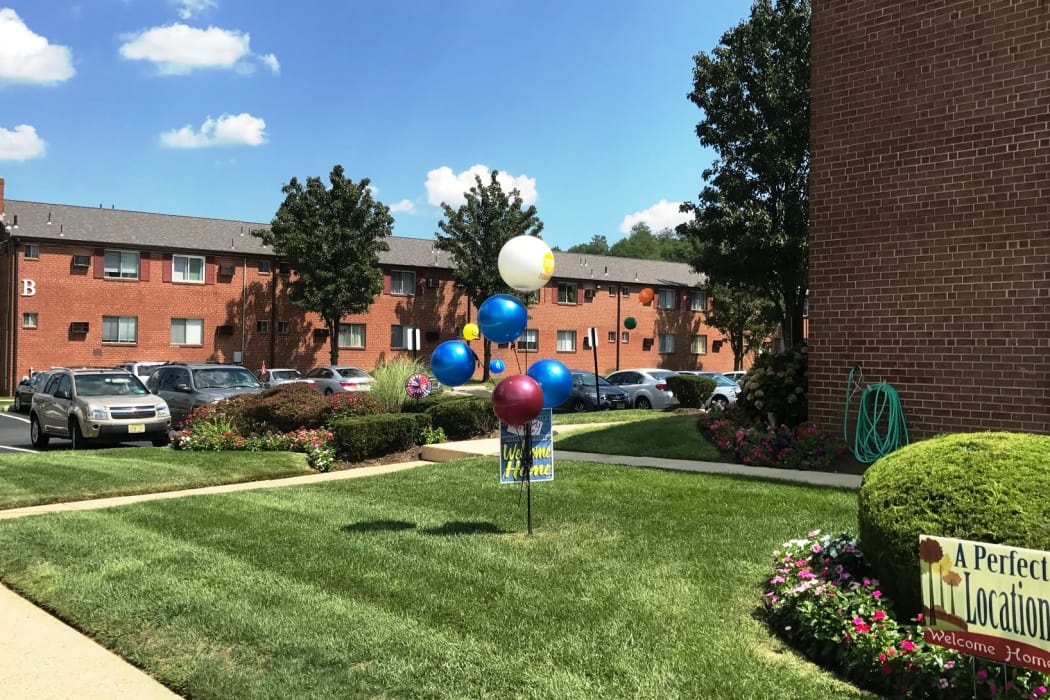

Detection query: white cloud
(119, 23), (277, 75)
(620, 199), (692, 234)
(160, 113), (266, 148)
(0, 9), (75, 86)
(425, 164), (537, 208)
(389, 199), (415, 214)
(0, 124), (46, 160)
(173, 0), (217, 20)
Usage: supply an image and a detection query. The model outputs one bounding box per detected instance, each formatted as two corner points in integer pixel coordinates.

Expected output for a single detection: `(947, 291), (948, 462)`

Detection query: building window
(390, 270), (416, 295)
(256, 320), (270, 333)
(172, 254), (205, 283)
(258, 260), (271, 275)
(103, 315), (138, 344)
(621, 286), (630, 297)
(691, 290), (708, 312)
(170, 318), (203, 345)
(608, 286), (616, 297)
(557, 282), (577, 304)
(691, 335), (708, 355)
(517, 328), (538, 352)
(621, 332), (630, 343)
(522, 290), (540, 305)
(339, 323), (365, 349)
(390, 324), (408, 349)
(556, 330), (576, 352)
(22, 312), (38, 329)
(23, 244), (39, 260)
(608, 331), (616, 343)
(658, 333), (675, 353)
(277, 321), (290, 334)
(104, 250), (140, 280)
(657, 289), (675, 310)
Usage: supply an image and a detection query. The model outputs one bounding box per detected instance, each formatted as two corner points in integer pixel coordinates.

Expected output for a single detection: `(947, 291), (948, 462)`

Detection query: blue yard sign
(499, 408), (554, 484)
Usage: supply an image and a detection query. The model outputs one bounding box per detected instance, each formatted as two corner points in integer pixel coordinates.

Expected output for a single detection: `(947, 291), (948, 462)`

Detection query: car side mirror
(174, 383), (192, 393)
(54, 389), (70, 400)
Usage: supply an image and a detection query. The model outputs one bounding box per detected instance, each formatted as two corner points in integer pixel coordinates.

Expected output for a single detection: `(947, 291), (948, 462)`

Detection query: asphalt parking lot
(0, 407), (160, 453)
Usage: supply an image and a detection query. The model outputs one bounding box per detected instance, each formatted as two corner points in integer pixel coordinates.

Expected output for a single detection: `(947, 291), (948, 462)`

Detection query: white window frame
(657, 288), (675, 310)
(691, 334), (708, 355)
(258, 260), (272, 275)
(339, 323), (365, 349)
(691, 290), (708, 312)
(658, 333), (676, 354)
(256, 319), (270, 333)
(172, 254), (205, 283)
(170, 318), (203, 345)
(621, 331), (630, 343)
(557, 282), (577, 304)
(102, 315), (138, 344)
(22, 312), (38, 329)
(608, 331), (616, 343)
(556, 330), (576, 352)
(277, 320), (290, 334)
(104, 250), (140, 280)
(390, 270), (416, 296)
(23, 244), (39, 260)
(517, 328), (538, 352)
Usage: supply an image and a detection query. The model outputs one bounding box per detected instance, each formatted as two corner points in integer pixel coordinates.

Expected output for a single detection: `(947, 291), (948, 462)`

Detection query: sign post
(588, 327), (599, 406)
(499, 409), (554, 535)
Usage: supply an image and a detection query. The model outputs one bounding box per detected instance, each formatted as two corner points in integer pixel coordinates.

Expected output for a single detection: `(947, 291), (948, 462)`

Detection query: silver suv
(147, 363), (263, 427)
(29, 367), (172, 449)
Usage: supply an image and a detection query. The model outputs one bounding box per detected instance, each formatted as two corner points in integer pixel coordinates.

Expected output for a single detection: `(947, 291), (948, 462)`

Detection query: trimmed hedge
(666, 374), (714, 408)
(425, 397), (498, 440)
(857, 431), (1050, 617)
(217, 384), (329, 434)
(330, 413), (430, 462)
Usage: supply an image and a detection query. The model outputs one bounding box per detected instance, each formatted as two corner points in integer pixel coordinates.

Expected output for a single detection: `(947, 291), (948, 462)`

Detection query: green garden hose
(844, 365), (910, 464)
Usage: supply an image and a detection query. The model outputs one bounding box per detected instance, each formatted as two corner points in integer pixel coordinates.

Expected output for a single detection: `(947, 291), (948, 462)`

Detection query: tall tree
(703, 283), (779, 370)
(680, 0), (810, 348)
(434, 171), (544, 381)
(254, 164), (393, 365)
(566, 234), (610, 255)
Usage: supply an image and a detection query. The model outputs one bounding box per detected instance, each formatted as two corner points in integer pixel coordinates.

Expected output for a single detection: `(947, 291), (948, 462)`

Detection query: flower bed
(765, 530), (1050, 699)
(697, 407), (846, 470)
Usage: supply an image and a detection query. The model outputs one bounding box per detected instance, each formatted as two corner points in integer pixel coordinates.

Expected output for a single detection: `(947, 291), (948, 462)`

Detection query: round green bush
(736, 343), (807, 427)
(858, 431), (1050, 618)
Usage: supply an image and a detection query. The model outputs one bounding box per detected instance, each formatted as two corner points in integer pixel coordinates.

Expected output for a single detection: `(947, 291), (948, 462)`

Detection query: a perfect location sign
(499, 408), (553, 484)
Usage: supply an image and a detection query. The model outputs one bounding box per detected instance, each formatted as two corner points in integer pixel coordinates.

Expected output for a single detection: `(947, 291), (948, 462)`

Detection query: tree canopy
(254, 164), (393, 364)
(680, 0), (810, 348)
(703, 283), (779, 370)
(434, 171), (544, 381)
(566, 225), (691, 263)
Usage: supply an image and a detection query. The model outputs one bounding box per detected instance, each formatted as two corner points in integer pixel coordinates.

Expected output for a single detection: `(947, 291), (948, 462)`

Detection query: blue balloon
(526, 358), (573, 409)
(430, 340), (477, 387)
(477, 294), (528, 344)
(489, 359), (506, 374)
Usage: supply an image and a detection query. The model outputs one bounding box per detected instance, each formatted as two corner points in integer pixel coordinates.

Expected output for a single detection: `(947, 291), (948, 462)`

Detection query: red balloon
(639, 287), (654, 304)
(491, 374), (545, 427)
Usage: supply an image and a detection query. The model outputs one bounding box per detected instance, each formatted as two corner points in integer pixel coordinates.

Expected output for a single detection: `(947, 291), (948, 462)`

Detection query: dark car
(13, 370), (55, 413)
(557, 371), (629, 412)
(147, 363), (263, 427)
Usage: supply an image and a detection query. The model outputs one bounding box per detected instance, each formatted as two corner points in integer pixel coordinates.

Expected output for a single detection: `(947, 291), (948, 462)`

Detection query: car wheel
(13, 395), (22, 412)
(711, 395), (729, 409)
(571, 398), (589, 412)
(70, 419), (87, 450)
(635, 396), (652, 410)
(152, 433), (171, 447)
(30, 416), (49, 449)
(324, 388), (334, 396)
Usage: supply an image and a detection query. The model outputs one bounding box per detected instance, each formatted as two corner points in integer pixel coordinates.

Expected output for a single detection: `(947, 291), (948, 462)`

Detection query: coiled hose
(844, 365), (910, 464)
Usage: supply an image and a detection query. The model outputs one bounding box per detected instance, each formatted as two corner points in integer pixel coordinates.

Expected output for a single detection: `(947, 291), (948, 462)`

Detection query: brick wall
(809, 1), (1050, 439)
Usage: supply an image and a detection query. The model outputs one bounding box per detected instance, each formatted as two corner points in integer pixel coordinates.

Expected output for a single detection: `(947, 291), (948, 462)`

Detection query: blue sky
(0, 1), (752, 251)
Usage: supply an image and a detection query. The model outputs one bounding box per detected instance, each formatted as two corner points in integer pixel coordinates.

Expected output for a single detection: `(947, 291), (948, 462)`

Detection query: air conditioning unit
(69, 321), (90, 334)
(71, 254), (91, 268)
(215, 324), (234, 336)
(218, 264), (236, 277)
(426, 277), (440, 289)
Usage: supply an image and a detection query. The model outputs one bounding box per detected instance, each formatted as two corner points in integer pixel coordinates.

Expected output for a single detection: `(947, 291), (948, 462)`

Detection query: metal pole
(592, 329), (600, 409)
(524, 422), (533, 536)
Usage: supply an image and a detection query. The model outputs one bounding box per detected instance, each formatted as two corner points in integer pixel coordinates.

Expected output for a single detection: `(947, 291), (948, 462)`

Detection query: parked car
(605, 368), (680, 410)
(676, 370), (741, 408)
(722, 370), (748, 385)
(256, 368), (316, 389)
(29, 367), (171, 449)
(13, 369), (57, 413)
(147, 363), (263, 426)
(556, 371), (629, 412)
(114, 360), (169, 380)
(305, 365), (374, 395)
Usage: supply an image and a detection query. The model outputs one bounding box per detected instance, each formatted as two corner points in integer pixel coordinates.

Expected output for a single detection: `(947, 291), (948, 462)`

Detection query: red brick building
(809, 1), (1050, 438)
(0, 181), (737, 391)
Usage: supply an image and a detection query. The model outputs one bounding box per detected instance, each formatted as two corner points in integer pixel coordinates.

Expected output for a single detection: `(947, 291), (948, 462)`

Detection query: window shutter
(205, 256), (216, 285)
(384, 274), (391, 294)
(93, 249), (104, 279)
(139, 252), (150, 282)
(162, 253), (172, 283)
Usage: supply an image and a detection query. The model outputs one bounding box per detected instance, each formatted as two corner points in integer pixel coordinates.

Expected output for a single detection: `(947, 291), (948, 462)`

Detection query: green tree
(254, 164), (393, 365)
(434, 171), (544, 381)
(605, 223), (692, 262)
(680, 0), (810, 348)
(566, 234), (610, 255)
(703, 283), (778, 370)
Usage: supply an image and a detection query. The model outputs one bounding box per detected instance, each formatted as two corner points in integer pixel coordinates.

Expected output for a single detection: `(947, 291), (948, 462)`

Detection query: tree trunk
(482, 339), (492, 382)
(327, 318), (340, 365)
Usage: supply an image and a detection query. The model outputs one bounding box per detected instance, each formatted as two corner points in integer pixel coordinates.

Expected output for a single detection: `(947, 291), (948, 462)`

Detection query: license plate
(128, 424), (145, 434)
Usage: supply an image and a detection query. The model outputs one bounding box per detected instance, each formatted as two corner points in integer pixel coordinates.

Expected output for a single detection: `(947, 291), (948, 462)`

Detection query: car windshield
(706, 374), (737, 387)
(75, 374), (149, 397)
(193, 368), (261, 389)
(336, 368), (370, 379)
(273, 370), (302, 380)
(650, 371), (677, 381)
(575, 373), (611, 387)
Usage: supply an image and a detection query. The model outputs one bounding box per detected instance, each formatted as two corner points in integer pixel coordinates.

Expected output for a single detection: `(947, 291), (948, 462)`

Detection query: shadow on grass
(420, 521), (508, 536)
(341, 520), (417, 533)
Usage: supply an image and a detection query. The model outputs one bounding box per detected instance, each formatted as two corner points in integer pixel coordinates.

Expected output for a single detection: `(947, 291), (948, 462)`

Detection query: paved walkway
(0, 426), (860, 699)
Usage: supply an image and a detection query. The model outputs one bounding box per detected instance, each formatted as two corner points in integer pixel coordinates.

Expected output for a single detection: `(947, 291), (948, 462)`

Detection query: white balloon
(498, 236), (555, 292)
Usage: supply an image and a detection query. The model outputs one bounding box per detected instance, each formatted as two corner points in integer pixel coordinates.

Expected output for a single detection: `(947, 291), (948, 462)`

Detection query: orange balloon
(639, 287), (654, 304)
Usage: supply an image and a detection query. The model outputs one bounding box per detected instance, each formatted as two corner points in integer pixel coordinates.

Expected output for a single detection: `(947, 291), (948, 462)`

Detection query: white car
(676, 371), (740, 408)
(722, 370), (748, 385)
(604, 368), (679, 410)
(305, 365), (374, 395)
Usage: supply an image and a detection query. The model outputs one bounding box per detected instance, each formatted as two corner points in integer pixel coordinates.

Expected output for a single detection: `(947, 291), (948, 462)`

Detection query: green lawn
(555, 413), (722, 461)
(0, 458), (871, 699)
(0, 448), (313, 509)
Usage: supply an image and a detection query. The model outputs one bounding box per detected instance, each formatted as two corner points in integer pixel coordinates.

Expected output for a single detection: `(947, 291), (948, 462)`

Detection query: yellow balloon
(463, 323), (480, 341)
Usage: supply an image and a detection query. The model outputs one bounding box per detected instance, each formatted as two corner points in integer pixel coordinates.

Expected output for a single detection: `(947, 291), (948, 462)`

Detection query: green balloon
(624, 316), (637, 330)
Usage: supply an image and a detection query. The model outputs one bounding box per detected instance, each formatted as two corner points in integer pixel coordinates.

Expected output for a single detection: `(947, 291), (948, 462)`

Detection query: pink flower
(977, 670), (988, 680)
(881, 664), (892, 674)
(872, 590), (882, 599)
(939, 678), (949, 689)
(944, 660), (955, 669)
(873, 610), (886, 621)
(901, 640), (916, 652)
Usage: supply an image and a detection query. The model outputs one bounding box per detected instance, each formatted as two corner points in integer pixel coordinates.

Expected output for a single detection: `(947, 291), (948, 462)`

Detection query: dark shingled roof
(2, 199), (706, 287)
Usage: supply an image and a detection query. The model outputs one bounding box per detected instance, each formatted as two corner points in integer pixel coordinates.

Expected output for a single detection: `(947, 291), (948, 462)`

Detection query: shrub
(246, 384), (329, 433)
(330, 413), (429, 462)
(697, 406), (845, 470)
(736, 343), (808, 427)
(858, 432), (1050, 618)
(326, 391), (384, 421)
(426, 396), (498, 440)
(370, 357), (430, 413)
(666, 374), (714, 408)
